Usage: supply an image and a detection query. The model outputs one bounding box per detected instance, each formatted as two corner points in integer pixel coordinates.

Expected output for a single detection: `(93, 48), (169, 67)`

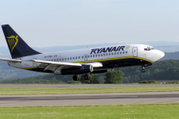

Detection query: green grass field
(0, 86), (179, 95)
(0, 104), (178, 119)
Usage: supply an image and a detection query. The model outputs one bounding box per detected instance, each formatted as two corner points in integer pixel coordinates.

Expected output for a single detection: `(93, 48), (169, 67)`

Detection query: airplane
(0, 24), (165, 81)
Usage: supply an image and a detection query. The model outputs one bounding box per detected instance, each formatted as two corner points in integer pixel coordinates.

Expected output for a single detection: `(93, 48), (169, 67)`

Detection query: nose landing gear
(141, 64), (150, 72)
(141, 66), (146, 72)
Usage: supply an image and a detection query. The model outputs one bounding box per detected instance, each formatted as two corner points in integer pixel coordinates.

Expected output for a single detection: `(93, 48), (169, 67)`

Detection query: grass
(1, 86), (179, 95)
(0, 104), (179, 119)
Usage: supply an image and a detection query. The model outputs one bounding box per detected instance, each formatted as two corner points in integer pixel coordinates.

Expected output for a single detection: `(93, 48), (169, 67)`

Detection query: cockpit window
(144, 47), (154, 51)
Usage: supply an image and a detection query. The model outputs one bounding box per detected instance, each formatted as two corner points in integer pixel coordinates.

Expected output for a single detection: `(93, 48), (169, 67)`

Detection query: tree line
(1, 60), (179, 84)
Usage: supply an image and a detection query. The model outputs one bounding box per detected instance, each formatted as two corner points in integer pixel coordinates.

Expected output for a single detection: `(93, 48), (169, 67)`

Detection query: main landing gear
(73, 74), (91, 81)
(73, 75), (80, 81)
(84, 73), (91, 80)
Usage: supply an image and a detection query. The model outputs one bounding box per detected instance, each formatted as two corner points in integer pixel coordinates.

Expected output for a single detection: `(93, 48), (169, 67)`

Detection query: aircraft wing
(31, 59), (103, 72)
(0, 58), (103, 72)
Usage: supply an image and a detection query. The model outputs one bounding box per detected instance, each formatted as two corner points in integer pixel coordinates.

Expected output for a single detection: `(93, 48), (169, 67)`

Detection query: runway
(1, 91), (179, 107)
(1, 84), (179, 88)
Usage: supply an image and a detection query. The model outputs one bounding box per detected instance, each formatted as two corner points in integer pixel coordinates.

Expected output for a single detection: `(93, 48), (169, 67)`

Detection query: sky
(0, 0), (178, 47)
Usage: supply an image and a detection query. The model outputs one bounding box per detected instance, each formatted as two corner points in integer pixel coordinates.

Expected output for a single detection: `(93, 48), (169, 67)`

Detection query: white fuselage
(8, 44), (165, 75)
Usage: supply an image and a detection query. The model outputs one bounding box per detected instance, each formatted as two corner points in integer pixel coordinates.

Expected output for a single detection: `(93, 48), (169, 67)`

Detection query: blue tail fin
(1, 24), (40, 59)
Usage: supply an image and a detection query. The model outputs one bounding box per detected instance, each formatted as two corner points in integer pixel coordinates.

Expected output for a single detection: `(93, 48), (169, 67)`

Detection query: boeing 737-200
(0, 24), (165, 80)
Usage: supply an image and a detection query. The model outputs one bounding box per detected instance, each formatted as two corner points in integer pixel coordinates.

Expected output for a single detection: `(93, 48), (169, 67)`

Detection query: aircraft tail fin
(1, 24), (40, 59)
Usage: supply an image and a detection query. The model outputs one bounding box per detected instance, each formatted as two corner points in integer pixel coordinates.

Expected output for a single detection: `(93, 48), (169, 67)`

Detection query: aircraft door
(132, 47), (138, 57)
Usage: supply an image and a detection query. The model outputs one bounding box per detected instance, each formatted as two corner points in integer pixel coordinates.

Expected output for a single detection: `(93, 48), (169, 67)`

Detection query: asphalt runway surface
(1, 92), (179, 107)
(1, 84), (179, 88)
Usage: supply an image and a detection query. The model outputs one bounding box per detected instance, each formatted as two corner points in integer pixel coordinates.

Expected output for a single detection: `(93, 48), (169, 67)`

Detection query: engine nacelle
(61, 65), (93, 75)
(92, 70), (108, 73)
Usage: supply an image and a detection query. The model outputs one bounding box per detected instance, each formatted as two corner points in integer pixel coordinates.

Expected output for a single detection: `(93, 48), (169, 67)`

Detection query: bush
(104, 70), (124, 84)
(139, 80), (160, 84)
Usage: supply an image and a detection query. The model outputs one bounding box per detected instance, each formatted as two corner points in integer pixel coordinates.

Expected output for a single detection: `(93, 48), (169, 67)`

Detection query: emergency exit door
(132, 47), (138, 57)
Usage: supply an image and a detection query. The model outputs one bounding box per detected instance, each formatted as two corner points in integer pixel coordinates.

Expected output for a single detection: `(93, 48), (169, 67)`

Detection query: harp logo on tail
(7, 35), (19, 52)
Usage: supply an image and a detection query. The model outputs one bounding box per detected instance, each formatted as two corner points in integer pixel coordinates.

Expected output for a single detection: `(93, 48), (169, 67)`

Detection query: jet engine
(61, 65), (93, 75)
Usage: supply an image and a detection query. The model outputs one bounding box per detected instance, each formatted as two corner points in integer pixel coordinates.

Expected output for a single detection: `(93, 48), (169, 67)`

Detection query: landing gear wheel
(73, 75), (80, 81)
(84, 73), (91, 80)
(141, 66), (146, 72)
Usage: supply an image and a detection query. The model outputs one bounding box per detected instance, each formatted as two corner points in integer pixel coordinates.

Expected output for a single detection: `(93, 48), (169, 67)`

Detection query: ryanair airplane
(0, 24), (165, 81)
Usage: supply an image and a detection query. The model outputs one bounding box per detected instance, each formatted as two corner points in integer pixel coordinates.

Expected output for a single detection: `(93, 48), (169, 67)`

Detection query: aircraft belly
(100, 58), (152, 68)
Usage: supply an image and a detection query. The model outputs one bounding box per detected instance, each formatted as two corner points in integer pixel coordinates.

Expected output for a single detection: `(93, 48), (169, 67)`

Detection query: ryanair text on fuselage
(90, 46), (125, 54)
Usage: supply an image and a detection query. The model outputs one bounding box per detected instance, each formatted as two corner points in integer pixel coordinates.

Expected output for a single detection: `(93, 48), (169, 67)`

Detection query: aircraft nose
(158, 50), (165, 59)
(154, 50), (165, 62)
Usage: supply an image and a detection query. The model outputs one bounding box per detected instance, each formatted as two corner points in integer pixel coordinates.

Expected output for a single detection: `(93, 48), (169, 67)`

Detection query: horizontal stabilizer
(0, 58), (21, 62)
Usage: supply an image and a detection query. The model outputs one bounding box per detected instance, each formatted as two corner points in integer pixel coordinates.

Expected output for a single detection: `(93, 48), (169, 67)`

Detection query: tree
(104, 70), (124, 84)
